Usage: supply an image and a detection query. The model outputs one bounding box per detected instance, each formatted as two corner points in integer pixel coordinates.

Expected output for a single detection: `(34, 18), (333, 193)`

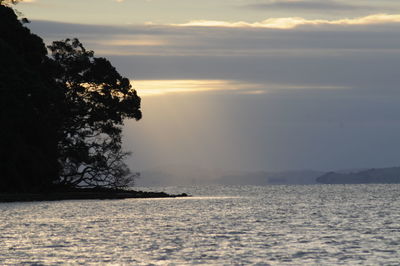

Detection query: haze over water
(1, 185), (399, 265)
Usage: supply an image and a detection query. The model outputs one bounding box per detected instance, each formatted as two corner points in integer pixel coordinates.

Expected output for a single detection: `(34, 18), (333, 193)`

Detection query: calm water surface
(1, 185), (400, 265)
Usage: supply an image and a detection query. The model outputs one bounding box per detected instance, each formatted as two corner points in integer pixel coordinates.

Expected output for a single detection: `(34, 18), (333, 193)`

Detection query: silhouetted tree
(0, 3), (61, 192)
(0, 0), (21, 5)
(48, 38), (142, 188)
(0, 3), (142, 192)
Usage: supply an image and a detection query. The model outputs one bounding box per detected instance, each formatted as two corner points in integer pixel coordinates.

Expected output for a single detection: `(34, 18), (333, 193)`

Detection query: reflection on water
(1, 185), (400, 265)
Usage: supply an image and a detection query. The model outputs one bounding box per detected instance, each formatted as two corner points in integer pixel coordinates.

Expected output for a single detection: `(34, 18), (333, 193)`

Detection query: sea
(0, 185), (399, 265)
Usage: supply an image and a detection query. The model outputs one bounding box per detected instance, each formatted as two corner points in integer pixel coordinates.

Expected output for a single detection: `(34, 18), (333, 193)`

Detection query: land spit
(0, 188), (189, 203)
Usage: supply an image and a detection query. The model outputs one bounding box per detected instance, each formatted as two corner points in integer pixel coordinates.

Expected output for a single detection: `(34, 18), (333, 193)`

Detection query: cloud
(133, 79), (347, 97)
(174, 14), (400, 29)
(244, 0), (373, 11)
(27, 18), (400, 94)
(29, 13), (400, 59)
(134, 80), (236, 96)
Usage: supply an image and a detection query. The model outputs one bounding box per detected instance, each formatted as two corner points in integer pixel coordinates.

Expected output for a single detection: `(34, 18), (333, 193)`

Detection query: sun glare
(132, 80), (238, 96)
(131, 80), (349, 97)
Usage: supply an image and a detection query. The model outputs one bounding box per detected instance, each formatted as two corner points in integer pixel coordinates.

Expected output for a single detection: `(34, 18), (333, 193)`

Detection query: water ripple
(0, 184), (399, 265)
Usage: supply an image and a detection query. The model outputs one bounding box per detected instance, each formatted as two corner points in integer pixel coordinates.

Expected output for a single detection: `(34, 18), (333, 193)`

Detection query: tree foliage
(49, 38), (142, 188)
(0, 0), (20, 5)
(0, 4), (61, 192)
(0, 4), (142, 192)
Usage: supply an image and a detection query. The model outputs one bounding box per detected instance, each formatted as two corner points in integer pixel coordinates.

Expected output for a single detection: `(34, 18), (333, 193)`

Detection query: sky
(15, 0), (400, 174)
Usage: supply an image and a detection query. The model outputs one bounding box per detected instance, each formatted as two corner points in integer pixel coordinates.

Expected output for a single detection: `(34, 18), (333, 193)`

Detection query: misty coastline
(135, 165), (400, 186)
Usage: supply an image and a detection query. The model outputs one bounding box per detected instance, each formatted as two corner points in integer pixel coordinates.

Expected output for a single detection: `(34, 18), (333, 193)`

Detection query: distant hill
(316, 167), (400, 184)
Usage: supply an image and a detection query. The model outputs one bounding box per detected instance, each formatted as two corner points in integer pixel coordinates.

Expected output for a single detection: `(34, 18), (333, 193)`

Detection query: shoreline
(0, 189), (189, 203)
